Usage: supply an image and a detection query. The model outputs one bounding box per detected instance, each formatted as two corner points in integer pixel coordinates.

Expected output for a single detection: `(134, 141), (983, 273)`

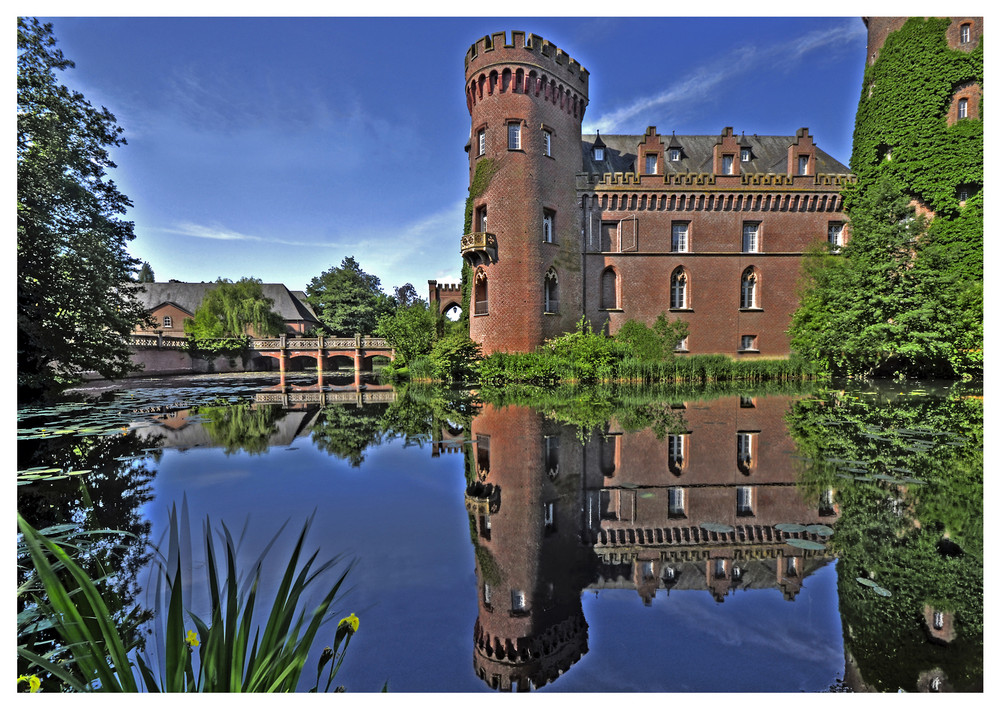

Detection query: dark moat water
(17, 374), (983, 692)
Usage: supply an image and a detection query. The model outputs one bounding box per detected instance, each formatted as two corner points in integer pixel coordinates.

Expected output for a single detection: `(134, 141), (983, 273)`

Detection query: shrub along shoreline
(380, 315), (814, 386)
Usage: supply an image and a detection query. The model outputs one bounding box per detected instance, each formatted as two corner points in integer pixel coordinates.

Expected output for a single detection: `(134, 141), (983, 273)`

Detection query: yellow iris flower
(18, 674), (41, 693)
(338, 613), (359, 634)
(185, 630), (200, 647)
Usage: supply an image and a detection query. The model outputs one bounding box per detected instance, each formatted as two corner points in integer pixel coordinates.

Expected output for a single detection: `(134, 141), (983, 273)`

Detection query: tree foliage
(306, 257), (394, 336)
(183, 278), (285, 339)
(17, 18), (151, 397)
(137, 262), (155, 283)
(376, 301), (438, 365)
(790, 18), (982, 379)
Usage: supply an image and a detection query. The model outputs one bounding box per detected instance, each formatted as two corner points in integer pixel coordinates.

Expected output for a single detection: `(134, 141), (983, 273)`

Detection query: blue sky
(33, 12), (872, 297)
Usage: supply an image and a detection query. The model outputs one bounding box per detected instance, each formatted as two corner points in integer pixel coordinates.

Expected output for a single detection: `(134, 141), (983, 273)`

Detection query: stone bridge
(248, 334), (395, 377)
(129, 333), (395, 381)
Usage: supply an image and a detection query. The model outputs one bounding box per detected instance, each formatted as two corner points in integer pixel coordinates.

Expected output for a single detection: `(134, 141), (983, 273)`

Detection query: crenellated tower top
(464, 31), (589, 119)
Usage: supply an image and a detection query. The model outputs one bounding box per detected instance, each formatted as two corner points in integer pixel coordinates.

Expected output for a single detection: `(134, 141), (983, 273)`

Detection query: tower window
(961, 23), (971, 44)
(542, 209), (554, 243)
(478, 129), (486, 156)
(671, 222), (689, 252)
(544, 268), (559, 313)
(545, 435), (560, 476)
(474, 271), (489, 316)
(507, 122), (521, 150)
(543, 129), (552, 156)
(511, 589), (526, 611)
(933, 611), (945, 630)
(476, 205), (488, 233)
(958, 97), (968, 119)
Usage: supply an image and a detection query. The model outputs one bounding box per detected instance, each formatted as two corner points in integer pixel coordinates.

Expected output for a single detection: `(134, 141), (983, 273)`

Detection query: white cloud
(584, 20), (865, 134)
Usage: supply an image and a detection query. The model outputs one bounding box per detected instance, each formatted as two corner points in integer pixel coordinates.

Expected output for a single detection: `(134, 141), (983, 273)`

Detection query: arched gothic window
(474, 269), (489, 315)
(601, 267), (618, 309)
(740, 268), (758, 308)
(670, 267), (688, 309)
(544, 268), (559, 313)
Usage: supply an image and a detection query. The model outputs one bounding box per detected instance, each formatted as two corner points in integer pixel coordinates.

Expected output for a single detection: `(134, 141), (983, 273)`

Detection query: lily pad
(805, 524), (835, 536)
(775, 523), (807, 533)
(785, 538), (826, 551)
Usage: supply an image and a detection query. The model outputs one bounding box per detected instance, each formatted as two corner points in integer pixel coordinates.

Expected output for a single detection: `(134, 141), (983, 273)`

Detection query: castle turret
(462, 31), (589, 354)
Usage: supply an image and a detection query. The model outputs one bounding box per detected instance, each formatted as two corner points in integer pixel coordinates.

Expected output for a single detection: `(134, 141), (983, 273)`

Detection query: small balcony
(461, 231), (497, 266)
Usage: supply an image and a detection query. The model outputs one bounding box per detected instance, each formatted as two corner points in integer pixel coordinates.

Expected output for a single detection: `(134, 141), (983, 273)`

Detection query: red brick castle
(459, 31), (854, 357)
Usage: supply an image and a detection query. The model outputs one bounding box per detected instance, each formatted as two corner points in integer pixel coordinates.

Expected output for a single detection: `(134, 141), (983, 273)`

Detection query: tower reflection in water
(464, 396), (838, 692)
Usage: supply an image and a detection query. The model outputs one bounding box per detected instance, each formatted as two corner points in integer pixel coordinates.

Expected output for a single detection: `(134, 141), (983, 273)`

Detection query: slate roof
(136, 282), (320, 325)
(580, 133), (850, 176)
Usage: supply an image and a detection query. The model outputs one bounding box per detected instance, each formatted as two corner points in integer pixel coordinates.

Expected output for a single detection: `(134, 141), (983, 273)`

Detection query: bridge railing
(131, 334), (393, 351)
(129, 334), (191, 349)
(249, 335), (392, 350)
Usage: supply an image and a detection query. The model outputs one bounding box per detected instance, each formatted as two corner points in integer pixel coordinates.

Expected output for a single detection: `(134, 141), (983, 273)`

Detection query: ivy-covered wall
(790, 18), (983, 379)
(459, 157), (498, 328)
(850, 18), (982, 222)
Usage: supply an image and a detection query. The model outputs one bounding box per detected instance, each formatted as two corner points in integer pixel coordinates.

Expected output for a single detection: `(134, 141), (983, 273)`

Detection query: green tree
(136, 262), (155, 283)
(306, 257), (394, 336)
(183, 278), (285, 339)
(375, 301), (437, 365)
(17, 18), (151, 398)
(393, 282), (421, 308)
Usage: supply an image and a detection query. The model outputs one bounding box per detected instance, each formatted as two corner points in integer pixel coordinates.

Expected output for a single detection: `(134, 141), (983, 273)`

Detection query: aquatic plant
(17, 507), (355, 692)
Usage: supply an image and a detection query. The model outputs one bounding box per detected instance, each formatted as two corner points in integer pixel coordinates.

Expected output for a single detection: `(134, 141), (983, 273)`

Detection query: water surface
(16, 374), (982, 692)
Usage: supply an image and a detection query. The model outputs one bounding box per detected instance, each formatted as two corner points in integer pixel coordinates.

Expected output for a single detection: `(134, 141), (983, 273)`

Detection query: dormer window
(669, 148), (681, 161)
(722, 154), (734, 175)
(741, 147), (751, 162)
(797, 155), (810, 175)
(645, 154), (658, 174)
(594, 146), (605, 161)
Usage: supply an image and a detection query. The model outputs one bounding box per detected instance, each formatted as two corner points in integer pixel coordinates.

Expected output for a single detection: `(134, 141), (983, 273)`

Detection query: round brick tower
(462, 31), (589, 354)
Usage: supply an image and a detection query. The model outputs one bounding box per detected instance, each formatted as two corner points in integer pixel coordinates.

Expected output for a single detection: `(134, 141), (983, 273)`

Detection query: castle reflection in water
(464, 395), (838, 692)
(127, 384), (839, 692)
